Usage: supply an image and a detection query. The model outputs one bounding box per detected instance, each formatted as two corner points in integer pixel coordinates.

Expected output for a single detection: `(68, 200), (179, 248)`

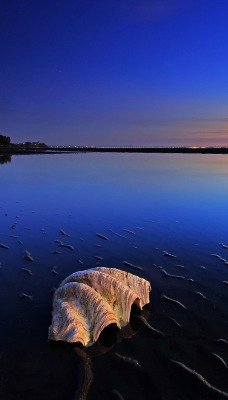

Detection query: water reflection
(0, 155), (11, 164)
(0, 153), (228, 400)
(49, 305), (152, 400)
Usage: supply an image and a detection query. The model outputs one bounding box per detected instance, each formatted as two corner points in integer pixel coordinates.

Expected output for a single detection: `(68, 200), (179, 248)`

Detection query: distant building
(18, 141), (48, 148)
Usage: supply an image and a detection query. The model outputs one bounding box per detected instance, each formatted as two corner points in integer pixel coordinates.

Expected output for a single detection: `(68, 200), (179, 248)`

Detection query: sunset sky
(1, 0), (228, 146)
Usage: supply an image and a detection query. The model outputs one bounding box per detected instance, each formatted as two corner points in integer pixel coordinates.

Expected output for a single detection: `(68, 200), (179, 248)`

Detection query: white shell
(49, 267), (151, 347)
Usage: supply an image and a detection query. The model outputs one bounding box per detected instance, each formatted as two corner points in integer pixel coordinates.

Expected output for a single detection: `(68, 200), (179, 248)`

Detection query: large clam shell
(49, 267), (151, 347)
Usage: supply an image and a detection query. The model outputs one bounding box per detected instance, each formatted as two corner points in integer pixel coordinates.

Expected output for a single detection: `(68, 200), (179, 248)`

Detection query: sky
(1, 0), (228, 146)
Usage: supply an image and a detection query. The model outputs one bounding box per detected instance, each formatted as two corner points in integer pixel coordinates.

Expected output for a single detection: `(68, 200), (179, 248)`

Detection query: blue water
(0, 153), (227, 400)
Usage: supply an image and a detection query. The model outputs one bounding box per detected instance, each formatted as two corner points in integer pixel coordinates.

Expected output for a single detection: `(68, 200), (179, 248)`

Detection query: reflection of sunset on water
(1, 153), (228, 399)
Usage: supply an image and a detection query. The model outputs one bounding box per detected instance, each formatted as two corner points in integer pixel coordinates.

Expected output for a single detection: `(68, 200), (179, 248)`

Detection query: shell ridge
(49, 268), (151, 346)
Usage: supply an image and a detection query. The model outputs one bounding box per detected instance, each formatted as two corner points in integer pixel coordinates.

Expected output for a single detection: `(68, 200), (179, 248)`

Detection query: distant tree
(0, 134), (11, 145)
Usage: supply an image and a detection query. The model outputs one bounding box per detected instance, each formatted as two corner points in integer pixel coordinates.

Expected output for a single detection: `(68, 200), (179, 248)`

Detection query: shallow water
(0, 153), (228, 400)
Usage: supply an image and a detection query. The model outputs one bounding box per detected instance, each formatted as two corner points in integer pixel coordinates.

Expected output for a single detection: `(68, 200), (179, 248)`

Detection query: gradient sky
(1, 0), (228, 146)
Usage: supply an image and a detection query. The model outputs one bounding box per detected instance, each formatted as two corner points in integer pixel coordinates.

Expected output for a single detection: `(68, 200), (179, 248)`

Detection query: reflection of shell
(49, 267), (151, 347)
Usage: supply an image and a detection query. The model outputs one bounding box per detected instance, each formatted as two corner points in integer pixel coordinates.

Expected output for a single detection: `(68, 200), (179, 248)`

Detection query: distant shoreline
(1, 146), (228, 155)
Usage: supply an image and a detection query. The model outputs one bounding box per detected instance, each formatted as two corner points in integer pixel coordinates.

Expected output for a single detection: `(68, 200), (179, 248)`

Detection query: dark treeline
(1, 142), (228, 155)
(49, 146), (228, 154)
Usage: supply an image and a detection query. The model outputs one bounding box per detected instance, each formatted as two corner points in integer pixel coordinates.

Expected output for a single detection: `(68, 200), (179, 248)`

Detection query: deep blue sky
(1, 0), (228, 146)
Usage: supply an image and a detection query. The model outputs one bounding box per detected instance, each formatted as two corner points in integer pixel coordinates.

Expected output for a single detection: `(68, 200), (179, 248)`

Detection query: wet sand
(0, 215), (227, 400)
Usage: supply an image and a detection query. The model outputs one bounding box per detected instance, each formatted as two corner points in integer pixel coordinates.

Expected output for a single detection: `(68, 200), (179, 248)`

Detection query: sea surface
(0, 153), (228, 400)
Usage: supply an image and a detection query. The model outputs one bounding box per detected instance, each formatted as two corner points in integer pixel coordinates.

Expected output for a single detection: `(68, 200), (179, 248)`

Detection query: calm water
(0, 153), (228, 400)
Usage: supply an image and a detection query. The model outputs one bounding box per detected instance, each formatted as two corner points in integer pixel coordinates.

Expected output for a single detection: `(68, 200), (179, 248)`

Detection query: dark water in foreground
(0, 153), (228, 400)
